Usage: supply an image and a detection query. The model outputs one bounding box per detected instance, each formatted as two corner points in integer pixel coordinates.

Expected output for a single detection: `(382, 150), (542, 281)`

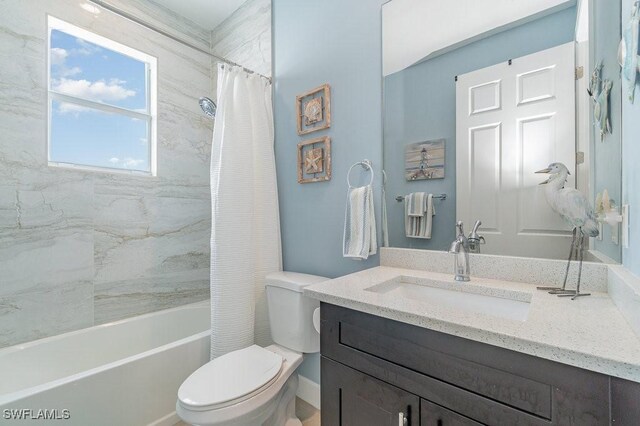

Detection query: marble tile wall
(0, 0), (213, 347)
(210, 0), (272, 95)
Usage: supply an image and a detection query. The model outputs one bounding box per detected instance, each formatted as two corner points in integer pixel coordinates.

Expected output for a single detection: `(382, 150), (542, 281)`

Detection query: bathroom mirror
(382, 0), (623, 262)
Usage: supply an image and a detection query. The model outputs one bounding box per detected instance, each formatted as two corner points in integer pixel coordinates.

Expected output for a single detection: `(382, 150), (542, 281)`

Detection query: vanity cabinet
(320, 303), (640, 426)
(322, 357), (419, 426)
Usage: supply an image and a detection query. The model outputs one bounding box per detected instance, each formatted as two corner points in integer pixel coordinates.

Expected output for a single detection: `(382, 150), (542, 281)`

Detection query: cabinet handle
(398, 412), (408, 426)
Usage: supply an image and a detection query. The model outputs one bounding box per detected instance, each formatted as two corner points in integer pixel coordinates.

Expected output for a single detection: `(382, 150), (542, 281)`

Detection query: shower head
(199, 97), (216, 118)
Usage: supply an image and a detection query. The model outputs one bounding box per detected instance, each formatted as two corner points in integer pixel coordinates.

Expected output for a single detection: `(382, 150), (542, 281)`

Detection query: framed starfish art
(297, 136), (331, 183)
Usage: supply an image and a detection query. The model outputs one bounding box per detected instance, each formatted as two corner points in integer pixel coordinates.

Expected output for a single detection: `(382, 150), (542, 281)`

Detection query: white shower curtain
(209, 65), (282, 359)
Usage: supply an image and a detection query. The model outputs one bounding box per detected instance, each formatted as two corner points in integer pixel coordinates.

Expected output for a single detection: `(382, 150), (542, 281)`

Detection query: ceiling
(383, 0), (575, 75)
(152, 0), (248, 30)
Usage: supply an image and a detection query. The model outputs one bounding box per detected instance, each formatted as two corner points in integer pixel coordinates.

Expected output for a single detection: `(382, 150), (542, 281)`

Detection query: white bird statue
(535, 163), (599, 300)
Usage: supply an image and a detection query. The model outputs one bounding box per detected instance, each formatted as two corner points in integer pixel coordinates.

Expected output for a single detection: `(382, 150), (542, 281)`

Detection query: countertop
(305, 266), (640, 383)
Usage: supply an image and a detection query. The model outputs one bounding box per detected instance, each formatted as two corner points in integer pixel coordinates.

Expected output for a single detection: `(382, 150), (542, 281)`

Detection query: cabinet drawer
(338, 320), (551, 418)
(421, 399), (482, 426)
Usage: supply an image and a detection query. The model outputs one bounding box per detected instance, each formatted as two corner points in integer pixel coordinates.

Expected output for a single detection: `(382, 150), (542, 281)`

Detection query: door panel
(321, 356), (420, 426)
(518, 114), (563, 232)
(469, 123), (502, 232)
(470, 79), (502, 114)
(517, 66), (556, 105)
(456, 42), (575, 258)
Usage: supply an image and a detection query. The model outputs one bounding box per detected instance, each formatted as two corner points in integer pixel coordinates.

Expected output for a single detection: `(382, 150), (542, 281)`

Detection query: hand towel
(381, 170), (390, 247)
(405, 193), (435, 239)
(343, 185), (377, 259)
(406, 192), (426, 217)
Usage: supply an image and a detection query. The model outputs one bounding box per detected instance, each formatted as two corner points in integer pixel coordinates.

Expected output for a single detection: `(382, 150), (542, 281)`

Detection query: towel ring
(347, 160), (374, 188)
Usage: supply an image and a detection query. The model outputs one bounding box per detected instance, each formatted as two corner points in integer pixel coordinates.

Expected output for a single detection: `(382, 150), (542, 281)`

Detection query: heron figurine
(535, 163), (599, 300)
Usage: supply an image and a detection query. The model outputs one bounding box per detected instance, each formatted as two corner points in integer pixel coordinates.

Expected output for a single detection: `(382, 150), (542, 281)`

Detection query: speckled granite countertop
(305, 266), (640, 383)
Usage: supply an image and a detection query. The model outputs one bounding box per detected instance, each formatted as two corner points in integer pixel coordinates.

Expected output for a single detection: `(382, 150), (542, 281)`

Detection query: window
(47, 16), (157, 175)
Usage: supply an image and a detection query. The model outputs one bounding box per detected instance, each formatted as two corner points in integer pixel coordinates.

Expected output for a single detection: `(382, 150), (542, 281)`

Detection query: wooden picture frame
(405, 139), (445, 181)
(296, 84), (331, 135)
(297, 136), (331, 183)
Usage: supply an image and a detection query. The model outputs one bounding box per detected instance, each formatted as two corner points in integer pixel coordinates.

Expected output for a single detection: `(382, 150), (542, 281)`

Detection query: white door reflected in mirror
(456, 43), (576, 258)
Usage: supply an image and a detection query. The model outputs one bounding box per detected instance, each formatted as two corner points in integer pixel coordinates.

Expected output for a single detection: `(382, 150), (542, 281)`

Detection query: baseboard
(296, 374), (321, 410)
(147, 411), (180, 426)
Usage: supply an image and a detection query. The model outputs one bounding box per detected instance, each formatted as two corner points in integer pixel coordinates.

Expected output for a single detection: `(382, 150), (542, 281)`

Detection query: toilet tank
(265, 271), (328, 353)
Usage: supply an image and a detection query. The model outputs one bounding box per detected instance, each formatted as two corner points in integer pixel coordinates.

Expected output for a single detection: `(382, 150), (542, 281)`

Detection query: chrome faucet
(467, 220), (485, 254)
(449, 221), (470, 282)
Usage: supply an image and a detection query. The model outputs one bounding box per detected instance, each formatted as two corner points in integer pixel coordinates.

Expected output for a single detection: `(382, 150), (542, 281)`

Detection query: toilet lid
(178, 345), (283, 410)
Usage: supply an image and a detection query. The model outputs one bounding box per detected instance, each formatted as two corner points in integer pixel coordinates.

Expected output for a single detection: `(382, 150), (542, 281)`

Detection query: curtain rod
(87, 0), (272, 82)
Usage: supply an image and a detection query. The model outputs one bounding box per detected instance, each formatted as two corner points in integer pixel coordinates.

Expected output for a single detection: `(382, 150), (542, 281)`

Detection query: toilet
(176, 271), (327, 426)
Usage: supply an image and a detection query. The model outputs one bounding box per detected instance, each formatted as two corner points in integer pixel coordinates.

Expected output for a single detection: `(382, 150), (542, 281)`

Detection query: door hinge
(576, 151), (585, 165)
(575, 66), (584, 80)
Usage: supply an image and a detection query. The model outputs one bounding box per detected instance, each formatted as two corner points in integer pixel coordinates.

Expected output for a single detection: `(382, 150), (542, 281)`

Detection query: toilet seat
(178, 345), (283, 411)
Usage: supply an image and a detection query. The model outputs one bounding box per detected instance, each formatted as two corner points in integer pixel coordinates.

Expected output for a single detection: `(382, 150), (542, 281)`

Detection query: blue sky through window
(49, 28), (152, 172)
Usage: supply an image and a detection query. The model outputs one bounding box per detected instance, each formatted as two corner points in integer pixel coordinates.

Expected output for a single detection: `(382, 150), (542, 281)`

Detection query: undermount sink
(365, 276), (531, 321)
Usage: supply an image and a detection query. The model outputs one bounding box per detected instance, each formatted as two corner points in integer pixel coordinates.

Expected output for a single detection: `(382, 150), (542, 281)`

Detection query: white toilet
(176, 271), (326, 426)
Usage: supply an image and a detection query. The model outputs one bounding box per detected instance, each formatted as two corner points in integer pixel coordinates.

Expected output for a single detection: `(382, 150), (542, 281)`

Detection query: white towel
(405, 193), (435, 239)
(343, 185), (377, 260)
(381, 171), (389, 247)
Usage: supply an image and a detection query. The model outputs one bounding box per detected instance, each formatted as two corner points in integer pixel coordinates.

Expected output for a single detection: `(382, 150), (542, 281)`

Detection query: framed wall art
(296, 84), (331, 135)
(297, 136), (331, 183)
(405, 139), (445, 181)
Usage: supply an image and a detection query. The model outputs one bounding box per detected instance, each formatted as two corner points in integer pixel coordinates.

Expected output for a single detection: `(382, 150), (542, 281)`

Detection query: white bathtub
(0, 301), (210, 425)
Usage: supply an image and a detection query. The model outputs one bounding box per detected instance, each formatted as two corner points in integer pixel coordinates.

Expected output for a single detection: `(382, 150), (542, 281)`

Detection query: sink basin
(365, 276), (531, 321)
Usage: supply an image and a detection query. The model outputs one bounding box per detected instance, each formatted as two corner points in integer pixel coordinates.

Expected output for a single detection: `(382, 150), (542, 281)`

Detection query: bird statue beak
(535, 167), (551, 185)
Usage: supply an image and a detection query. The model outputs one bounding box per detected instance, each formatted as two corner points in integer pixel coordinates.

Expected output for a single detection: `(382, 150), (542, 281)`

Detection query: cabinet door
(322, 356), (419, 426)
(420, 399), (482, 426)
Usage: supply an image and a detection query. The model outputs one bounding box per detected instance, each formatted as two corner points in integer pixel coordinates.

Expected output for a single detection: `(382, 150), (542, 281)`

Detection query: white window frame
(47, 15), (158, 176)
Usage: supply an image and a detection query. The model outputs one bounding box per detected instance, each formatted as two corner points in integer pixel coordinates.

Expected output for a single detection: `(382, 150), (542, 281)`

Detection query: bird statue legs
(537, 228), (577, 292)
(558, 228), (591, 300)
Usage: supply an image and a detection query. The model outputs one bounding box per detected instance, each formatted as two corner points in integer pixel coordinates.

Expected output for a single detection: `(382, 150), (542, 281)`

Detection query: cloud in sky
(57, 102), (91, 116)
(73, 38), (103, 56)
(123, 157), (144, 168)
(50, 47), (68, 66)
(105, 157), (144, 169)
(60, 66), (82, 77)
(50, 47), (83, 78)
(52, 78), (136, 103)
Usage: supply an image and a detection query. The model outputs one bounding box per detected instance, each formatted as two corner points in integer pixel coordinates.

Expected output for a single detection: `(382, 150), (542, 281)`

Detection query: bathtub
(0, 301), (210, 425)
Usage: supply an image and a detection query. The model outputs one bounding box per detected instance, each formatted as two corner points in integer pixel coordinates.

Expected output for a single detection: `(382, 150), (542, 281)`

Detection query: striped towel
(406, 192), (426, 216)
(343, 185), (377, 260)
(405, 193), (435, 239)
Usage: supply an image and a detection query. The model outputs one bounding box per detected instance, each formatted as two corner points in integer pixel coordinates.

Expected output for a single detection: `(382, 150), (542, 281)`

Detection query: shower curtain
(209, 64), (282, 359)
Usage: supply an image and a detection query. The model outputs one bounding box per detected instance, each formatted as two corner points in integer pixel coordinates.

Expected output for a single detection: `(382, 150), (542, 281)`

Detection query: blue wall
(383, 7), (578, 251)
(592, 0), (623, 261)
(622, 0), (640, 276)
(273, 0), (386, 383)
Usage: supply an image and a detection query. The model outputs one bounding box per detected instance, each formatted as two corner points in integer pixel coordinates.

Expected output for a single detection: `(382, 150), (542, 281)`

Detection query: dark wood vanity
(320, 303), (640, 426)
